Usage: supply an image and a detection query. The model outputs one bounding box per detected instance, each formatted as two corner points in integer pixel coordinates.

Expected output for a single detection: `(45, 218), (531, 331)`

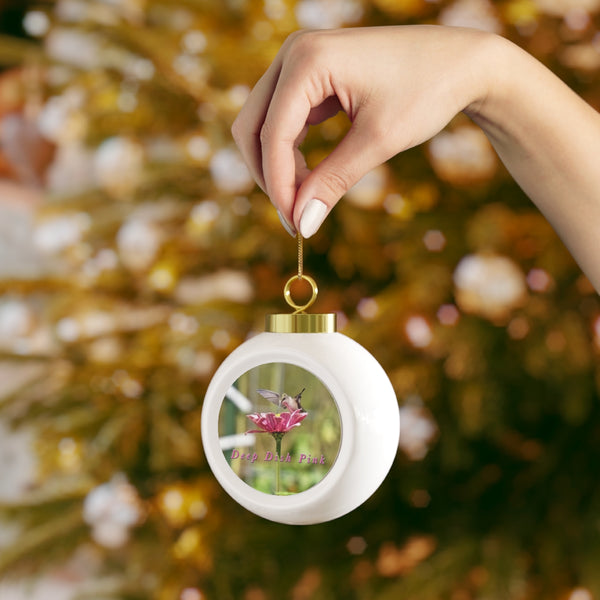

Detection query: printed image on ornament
(218, 363), (341, 496)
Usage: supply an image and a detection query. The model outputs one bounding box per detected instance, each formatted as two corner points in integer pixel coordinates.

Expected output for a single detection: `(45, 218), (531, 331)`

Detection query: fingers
(233, 29), (395, 238)
(231, 33), (300, 193)
(231, 71), (274, 193)
(234, 30), (392, 238)
(260, 81), (314, 228)
(232, 32), (330, 234)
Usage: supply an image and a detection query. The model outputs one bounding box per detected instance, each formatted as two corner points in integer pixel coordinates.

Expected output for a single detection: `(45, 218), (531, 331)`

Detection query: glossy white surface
(201, 332), (400, 524)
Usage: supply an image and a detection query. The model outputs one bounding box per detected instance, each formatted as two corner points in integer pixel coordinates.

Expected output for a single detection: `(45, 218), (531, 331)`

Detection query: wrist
(463, 32), (557, 151)
(462, 32), (515, 126)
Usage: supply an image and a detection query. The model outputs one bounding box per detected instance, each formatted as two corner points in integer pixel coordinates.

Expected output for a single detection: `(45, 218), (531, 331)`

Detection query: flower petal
(245, 410), (307, 434)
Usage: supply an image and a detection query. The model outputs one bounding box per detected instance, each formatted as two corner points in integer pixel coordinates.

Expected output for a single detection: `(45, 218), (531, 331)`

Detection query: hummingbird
(257, 388), (306, 412)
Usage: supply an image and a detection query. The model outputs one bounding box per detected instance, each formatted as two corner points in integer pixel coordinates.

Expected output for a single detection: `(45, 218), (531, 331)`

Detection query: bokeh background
(1, 0), (600, 599)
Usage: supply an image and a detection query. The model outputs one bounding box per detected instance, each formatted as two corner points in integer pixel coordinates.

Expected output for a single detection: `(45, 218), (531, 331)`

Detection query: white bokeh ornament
(83, 473), (142, 548)
(202, 236), (399, 525)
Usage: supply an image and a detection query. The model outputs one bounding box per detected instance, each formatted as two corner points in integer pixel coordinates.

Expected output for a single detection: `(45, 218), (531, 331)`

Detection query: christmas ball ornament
(202, 236), (400, 525)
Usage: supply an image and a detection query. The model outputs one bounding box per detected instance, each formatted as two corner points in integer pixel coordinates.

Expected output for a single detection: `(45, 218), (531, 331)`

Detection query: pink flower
(245, 410), (308, 434)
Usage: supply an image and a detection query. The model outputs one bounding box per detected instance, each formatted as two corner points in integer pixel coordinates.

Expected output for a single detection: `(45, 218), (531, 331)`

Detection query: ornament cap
(267, 233), (336, 333)
(265, 312), (337, 333)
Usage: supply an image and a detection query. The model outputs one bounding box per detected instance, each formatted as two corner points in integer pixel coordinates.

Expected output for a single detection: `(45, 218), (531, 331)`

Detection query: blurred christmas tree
(1, 0), (600, 599)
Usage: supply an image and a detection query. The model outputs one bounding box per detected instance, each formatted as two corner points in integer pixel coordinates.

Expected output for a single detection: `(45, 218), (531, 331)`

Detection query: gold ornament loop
(284, 274), (318, 314)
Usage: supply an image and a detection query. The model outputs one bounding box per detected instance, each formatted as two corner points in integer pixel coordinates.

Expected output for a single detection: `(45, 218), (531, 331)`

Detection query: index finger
(230, 32), (305, 194)
(260, 47), (333, 222)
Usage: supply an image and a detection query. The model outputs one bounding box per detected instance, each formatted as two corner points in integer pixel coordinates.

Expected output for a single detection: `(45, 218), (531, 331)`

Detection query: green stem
(274, 434), (283, 494)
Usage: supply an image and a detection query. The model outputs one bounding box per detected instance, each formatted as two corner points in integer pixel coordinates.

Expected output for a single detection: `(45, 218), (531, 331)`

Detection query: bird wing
(256, 388), (281, 406)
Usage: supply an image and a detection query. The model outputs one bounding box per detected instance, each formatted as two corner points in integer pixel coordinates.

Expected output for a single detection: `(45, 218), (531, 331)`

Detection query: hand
(231, 25), (492, 237)
(233, 25), (600, 291)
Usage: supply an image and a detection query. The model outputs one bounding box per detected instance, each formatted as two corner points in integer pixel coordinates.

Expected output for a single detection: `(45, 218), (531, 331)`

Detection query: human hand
(233, 24), (600, 291)
(231, 25), (493, 237)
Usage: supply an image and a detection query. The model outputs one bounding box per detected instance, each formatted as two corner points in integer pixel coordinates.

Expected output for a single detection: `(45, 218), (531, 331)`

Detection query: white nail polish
(299, 199), (328, 239)
(277, 210), (296, 237)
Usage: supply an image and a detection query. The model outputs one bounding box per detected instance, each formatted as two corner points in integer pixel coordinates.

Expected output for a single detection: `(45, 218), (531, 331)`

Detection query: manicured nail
(277, 210), (296, 237)
(299, 198), (328, 239)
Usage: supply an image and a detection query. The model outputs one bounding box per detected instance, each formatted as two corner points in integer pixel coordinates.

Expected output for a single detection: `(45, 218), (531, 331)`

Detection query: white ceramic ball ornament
(201, 274), (400, 524)
(202, 234), (400, 525)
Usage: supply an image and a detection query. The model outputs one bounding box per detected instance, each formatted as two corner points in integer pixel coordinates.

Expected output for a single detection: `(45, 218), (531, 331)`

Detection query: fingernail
(299, 198), (328, 239)
(277, 210), (296, 237)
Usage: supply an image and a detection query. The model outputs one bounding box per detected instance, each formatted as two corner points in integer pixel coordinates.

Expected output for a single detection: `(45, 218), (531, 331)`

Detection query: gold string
(283, 233), (317, 313)
(297, 232), (303, 279)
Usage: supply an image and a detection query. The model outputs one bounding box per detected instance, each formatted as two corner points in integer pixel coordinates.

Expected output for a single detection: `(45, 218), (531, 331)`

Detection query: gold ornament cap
(265, 311), (337, 333)
(266, 233), (336, 333)
(266, 271), (336, 333)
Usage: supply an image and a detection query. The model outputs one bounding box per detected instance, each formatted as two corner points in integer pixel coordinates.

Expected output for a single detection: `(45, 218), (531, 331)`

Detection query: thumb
(293, 120), (390, 238)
